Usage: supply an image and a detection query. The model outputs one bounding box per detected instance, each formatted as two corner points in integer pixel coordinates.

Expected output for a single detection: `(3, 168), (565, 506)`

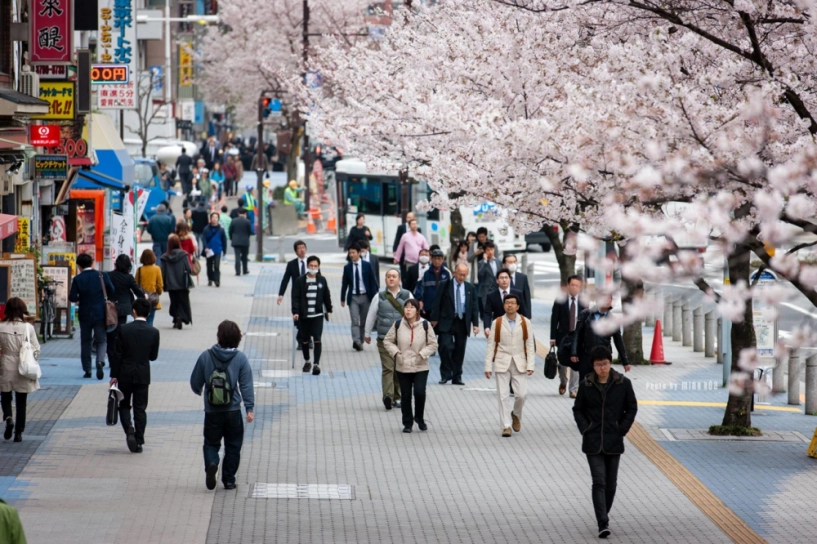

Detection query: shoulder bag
(18, 323), (42, 380)
(136, 268), (160, 308)
(99, 273), (119, 329)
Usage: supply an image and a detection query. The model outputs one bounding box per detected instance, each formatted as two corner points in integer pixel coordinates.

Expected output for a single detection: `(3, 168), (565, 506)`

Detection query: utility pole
(302, 0), (312, 212)
(256, 93), (265, 262)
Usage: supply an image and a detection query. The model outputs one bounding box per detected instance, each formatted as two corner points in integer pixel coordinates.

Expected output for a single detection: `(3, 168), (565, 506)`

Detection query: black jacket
(510, 271), (532, 317)
(572, 369), (638, 454)
(550, 296), (587, 344)
(278, 258), (307, 297)
(344, 225), (373, 251)
(160, 249), (192, 291)
(228, 216), (252, 247)
(108, 270), (145, 318)
(191, 207), (209, 234)
(481, 287), (528, 330)
(292, 274), (333, 318)
(175, 153), (193, 174)
(403, 263), (423, 294)
(113, 320), (160, 385)
(430, 278), (480, 332)
(572, 307), (628, 377)
(340, 260), (379, 305)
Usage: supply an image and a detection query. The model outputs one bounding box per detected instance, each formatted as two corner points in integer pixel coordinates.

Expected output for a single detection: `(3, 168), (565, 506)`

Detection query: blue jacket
(68, 268), (115, 323)
(190, 345), (255, 413)
(202, 224), (228, 255)
(340, 259), (378, 305)
(414, 266), (451, 312)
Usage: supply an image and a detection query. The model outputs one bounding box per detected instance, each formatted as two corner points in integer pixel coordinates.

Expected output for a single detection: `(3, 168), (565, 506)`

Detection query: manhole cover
(249, 484), (355, 500)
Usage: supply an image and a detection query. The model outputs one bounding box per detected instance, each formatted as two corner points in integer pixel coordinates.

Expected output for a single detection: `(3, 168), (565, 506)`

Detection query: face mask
(419, 256), (430, 264)
(307, 268), (319, 275)
(507, 264), (517, 273)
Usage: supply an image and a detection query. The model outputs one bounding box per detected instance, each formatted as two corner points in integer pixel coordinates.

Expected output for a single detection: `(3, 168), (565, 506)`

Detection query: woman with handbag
(136, 249), (164, 325)
(176, 221), (201, 277)
(0, 297), (41, 442)
(161, 234), (194, 329)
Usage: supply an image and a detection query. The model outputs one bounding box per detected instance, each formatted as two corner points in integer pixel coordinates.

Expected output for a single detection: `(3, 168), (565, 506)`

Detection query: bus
(334, 158), (526, 258)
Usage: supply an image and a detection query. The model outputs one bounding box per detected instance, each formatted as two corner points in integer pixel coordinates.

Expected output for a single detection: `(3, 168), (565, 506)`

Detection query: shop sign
(34, 154), (68, 179)
(33, 81), (75, 120)
(30, 125), (61, 146)
(14, 218), (31, 254)
(35, 65), (68, 79)
(91, 64), (130, 84)
(179, 45), (193, 87)
(30, 0), (73, 64)
(97, 82), (137, 109)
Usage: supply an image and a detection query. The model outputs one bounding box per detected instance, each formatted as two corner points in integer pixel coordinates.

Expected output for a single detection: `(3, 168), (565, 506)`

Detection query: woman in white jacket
(384, 299), (438, 433)
(0, 298), (40, 442)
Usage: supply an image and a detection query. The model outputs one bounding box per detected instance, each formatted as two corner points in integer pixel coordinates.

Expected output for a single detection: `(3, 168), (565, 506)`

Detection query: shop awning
(0, 214), (19, 240)
(84, 113), (134, 186)
(75, 168), (127, 191)
(0, 89), (50, 117)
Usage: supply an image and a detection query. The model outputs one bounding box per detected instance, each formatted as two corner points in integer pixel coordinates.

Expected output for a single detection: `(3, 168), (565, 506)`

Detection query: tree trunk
(620, 261), (645, 365)
(286, 134), (299, 184)
(721, 240), (755, 428)
(545, 224), (577, 286)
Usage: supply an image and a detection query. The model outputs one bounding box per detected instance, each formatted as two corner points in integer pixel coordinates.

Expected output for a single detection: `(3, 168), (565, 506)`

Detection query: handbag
(106, 387), (121, 426)
(544, 346), (558, 379)
(191, 256), (202, 276)
(136, 268), (160, 308)
(99, 272), (118, 329)
(18, 323), (41, 380)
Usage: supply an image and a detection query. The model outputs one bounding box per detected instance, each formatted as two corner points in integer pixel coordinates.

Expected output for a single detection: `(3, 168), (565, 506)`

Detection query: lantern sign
(91, 64), (130, 84)
(30, 0), (73, 64)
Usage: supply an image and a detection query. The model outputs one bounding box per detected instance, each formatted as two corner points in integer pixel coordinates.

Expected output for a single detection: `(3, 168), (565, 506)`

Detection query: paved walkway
(2, 251), (815, 543)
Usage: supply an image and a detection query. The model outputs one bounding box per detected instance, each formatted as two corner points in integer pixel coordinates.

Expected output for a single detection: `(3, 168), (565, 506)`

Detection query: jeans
(1, 392), (27, 434)
(586, 453), (621, 529)
(203, 410), (244, 486)
(80, 319), (107, 372)
(396, 370), (428, 428)
(147, 308), (156, 326)
(438, 318), (468, 382)
(234, 246), (249, 275)
(118, 383), (149, 445)
(152, 241), (168, 258)
(206, 254), (222, 283)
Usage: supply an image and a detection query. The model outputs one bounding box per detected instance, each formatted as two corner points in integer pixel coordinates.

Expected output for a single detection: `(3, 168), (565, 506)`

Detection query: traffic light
(262, 97), (271, 118)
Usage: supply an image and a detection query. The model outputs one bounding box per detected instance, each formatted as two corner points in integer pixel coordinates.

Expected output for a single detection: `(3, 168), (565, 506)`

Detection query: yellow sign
(14, 218), (30, 254)
(48, 252), (77, 276)
(809, 427), (817, 458)
(33, 81), (76, 120)
(179, 45), (193, 87)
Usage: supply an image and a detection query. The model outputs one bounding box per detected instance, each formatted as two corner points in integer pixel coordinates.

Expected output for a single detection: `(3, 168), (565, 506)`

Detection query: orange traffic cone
(650, 320), (671, 365)
(306, 211), (317, 234)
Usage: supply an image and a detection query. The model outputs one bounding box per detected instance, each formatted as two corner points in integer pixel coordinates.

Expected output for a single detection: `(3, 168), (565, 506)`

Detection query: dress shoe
(438, 379), (449, 385)
(224, 482), (237, 490)
(403, 426), (412, 433)
(3, 418), (13, 440)
(126, 426), (138, 453)
(302, 362), (312, 373)
(559, 384), (567, 395)
(416, 419), (428, 431)
(598, 527), (610, 539)
(569, 392), (577, 399)
(135, 444), (143, 453)
(13, 433), (21, 443)
(452, 380), (465, 386)
(96, 360), (104, 380)
(502, 427), (512, 437)
(216, 281), (220, 287)
(312, 364), (321, 376)
(393, 400), (401, 408)
(353, 341), (363, 351)
(208, 281), (213, 286)
(83, 371), (92, 378)
(383, 396), (393, 410)
(512, 412), (521, 432)
(205, 463), (218, 490)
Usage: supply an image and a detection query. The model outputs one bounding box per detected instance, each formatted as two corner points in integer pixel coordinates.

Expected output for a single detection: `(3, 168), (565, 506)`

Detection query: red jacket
(223, 162), (238, 180)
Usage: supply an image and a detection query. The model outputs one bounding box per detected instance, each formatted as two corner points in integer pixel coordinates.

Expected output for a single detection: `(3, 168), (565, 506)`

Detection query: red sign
(30, 125), (61, 146)
(30, 0), (73, 64)
(0, 214), (19, 241)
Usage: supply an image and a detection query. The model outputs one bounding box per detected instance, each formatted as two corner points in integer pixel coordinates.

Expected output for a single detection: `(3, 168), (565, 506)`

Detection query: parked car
(133, 158), (175, 221)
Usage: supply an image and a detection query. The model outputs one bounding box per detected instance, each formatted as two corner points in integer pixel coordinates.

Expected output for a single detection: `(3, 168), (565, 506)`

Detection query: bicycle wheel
(44, 299), (55, 340)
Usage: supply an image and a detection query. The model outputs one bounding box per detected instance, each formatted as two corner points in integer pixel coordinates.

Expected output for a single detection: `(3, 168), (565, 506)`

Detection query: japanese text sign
(33, 81), (75, 120)
(34, 154), (68, 179)
(179, 45), (193, 87)
(91, 64), (130, 84)
(97, 82), (137, 109)
(14, 218), (31, 254)
(30, 125), (61, 146)
(30, 0), (73, 64)
(98, 0), (137, 74)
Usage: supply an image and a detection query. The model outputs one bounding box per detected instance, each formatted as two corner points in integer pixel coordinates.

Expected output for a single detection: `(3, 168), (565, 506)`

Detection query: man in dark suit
(111, 299), (160, 453)
(175, 147), (194, 204)
(392, 211), (421, 278)
(482, 268), (528, 334)
(358, 239), (380, 286)
(572, 293), (631, 383)
(430, 263), (480, 385)
(476, 240), (503, 310)
(503, 253), (532, 317)
(340, 243), (379, 351)
(277, 240), (308, 305)
(228, 209), (252, 275)
(69, 253), (115, 379)
(403, 248), (430, 294)
(550, 274), (586, 397)
(200, 136), (222, 170)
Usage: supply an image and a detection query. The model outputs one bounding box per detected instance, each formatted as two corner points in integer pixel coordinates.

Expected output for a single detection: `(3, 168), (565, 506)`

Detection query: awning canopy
(75, 168), (127, 191)
(0, 89), (50, 117)
(0, 214), (19, 240)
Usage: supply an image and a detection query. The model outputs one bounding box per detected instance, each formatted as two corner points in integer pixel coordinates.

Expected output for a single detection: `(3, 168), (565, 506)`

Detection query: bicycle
(39, 280), (59, 344)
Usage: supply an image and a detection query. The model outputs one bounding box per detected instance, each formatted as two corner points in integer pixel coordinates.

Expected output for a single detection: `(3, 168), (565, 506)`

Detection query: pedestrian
(230, 197), (245, 220)
(451, 240), (470, 271)
(284, 180), (306, 217)
(158, 161), (175, 191)
(175, 221), (198, 272)
(107, 255), (145, 370)
(161, 200), (176, 225)
(364, 269), (413, 410)
(482, 267), (528, 337)
(175, 147), (193, 205)
(551, 275), (586, 398)
(0, 297), (40, 443)
(135, 249), (163, 326)
(340, 243), (378, 351)
(182, 207), (194, 230)
(277, 240), (308, 305)
(228, 209), (252, 276)
(344, 213), (373, 252)
(68, 253), (115, 379)
(0, 497), (27, 543)
(394, 219), (429, 273)
(160, 234), (193, 329)
(146, 203), (175, 257)
(572, 346), (638, 539)
(223, 155), (238, 197)
(292, 256), (333, 375)
(403, 248), (430, 294)
(218, 205), (232, 262)
(110, 298), (160, 453)
(571, 294), (631, 382)
(476, 240), (502, 310)
(383, 299), (438, 433)
(210, 161), (225, 200)
(243, 185), (257, 235)
(191, 201), (209, 253)
(503, 252), (532, 316)
(392, 212), (420, 277)
(467, 227), (489, 283)
(358, 239), (379, 283)
(484, 293), (535, 437)
(429, 263), (480, 385)
(415, 248), (450, 319)
(202, 212), (227, 287)
(189, 320), (255, 491)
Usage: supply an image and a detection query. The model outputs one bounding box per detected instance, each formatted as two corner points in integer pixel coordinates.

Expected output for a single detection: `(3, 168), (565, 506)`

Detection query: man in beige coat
(484, 294), (536, 437)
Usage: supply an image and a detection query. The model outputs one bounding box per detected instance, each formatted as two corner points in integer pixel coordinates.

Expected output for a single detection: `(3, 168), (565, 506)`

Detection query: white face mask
(507, 264), (517, 273)
(419, 256), (430, 264)
(307, 268), (319, 275)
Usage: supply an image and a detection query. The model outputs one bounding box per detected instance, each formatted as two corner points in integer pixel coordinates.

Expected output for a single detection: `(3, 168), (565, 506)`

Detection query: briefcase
(106, 386), (123, 426)
(544, 347), (558, 379)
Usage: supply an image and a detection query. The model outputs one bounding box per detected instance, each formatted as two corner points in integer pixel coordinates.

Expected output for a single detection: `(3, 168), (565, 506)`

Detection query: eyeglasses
(593, 362), (611, 368)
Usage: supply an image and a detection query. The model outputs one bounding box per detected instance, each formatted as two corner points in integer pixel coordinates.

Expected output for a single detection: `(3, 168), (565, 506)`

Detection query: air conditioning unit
(19, 65), (40, 98)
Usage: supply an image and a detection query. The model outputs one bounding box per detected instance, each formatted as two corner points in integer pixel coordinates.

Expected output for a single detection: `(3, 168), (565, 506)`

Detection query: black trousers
(118, 383), (150, 445)
(586, 453), (621, 529)
(234, 246), (249, 275)
(169, 289), (192, 324)
(438, 318), (468, 382)
(206, 255), (221, 283)
(298, 316), (324, 366)
(396, 370), (428, 428)
(203, 410), (244, 485)
(1, 392), (27, 434)
(224, 178), (234, 197)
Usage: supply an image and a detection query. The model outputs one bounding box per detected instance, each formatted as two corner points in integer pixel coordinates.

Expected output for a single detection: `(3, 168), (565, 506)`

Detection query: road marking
(628, 422), (767, 544)
(639, 400), (800, 412)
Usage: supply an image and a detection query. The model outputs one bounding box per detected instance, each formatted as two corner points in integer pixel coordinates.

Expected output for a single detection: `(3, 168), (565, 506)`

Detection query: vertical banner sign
(14, 219), (31, 253)
(30, 0), (73, 64)
(179, 45), (193, 87)
(34, 81), (75, 120)
(98, 0), (138, 110)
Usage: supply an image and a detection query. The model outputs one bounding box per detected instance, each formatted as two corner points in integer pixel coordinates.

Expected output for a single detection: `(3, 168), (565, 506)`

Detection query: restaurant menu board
(0, 257), (38, 316)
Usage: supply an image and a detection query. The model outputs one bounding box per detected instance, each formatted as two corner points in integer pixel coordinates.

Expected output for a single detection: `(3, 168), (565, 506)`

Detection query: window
(347, 179), (382, 214)
(383, 181), (400, 215)
(133, 163), (157, 188)
(0, 0), (10, 76)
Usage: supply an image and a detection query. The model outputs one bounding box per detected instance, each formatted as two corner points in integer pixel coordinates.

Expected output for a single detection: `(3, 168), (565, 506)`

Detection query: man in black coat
(503, 253), (532, 316)
(571, 294), (631, 382)
(430, 263), (480, 385)
(191, 201), (210, 253)
(175, 147), (194, 201)
(482, 268), (528, 334)
(68, 253), (116, 379)
(292, 256), (334, 375)
(358, 240), (380, 285)
(550, 274), (586, 397)
(111, 299), (161, 453)
(228, 209), (252, 276)
(403, 248), (430, 294)
(277, 240), (308, 304)
(572, 346), (637, 538)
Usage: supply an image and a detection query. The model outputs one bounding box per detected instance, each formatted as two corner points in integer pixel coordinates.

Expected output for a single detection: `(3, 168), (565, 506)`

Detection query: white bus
(334, 158), (526, 258)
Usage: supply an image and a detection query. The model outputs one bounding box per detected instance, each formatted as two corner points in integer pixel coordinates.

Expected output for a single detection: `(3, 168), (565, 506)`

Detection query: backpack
(491, 316), (528, 362)
(206, 350), (233, 406)
(394, 318), (429, 342)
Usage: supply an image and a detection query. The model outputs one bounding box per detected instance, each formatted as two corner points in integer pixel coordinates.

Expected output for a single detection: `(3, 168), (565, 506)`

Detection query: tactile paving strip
(248, 483), (355, 500)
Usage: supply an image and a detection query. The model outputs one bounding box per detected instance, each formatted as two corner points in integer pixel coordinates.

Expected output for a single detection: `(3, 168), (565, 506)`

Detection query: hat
(263, 179), (271, 188)
(430, 249), (445, 257)
(288, 180), (298, 189)
(246, 184), (254, 191)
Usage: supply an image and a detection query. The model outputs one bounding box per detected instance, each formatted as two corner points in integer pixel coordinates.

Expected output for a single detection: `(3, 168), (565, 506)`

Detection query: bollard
(682, 301), (692, 347)
(278, 235), (286, 264)
(526, 262), (536, 300)
(789, 349), (801, 405)
(717, 318), (723, 363)
(704, 311), (715, 357)
(672, 299), (682, 342)
(664, 296), (673, 338)
(807, 354), (817, 415)
(773, 353), (787, 393)
(520, 252), (528, 273)
(646, 290), (656, 327)
(693, 307), (703, 352)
